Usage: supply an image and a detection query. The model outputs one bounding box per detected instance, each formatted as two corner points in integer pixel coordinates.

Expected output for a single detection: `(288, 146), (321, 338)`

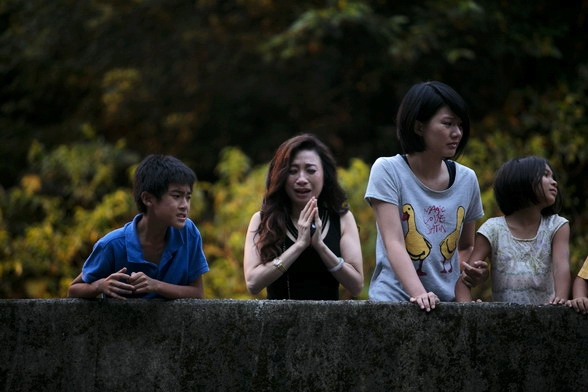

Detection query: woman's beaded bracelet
(328, 257), (345, 273)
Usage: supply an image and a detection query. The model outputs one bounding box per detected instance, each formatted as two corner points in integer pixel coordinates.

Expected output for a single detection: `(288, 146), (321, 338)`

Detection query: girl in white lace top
(456, 156), (571, 304)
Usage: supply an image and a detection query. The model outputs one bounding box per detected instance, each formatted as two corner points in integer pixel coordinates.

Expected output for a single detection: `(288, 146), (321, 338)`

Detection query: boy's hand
(98, 267), (133, 299)
(128, 272), (159, 295)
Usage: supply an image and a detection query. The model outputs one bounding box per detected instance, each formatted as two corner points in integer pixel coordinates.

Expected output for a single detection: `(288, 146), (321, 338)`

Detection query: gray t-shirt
(365, 154), (484, 301)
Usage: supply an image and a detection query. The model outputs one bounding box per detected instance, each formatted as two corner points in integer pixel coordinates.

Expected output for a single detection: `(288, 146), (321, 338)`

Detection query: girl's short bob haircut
(493, 156), (562, 216)
(396, 81), (470, 159)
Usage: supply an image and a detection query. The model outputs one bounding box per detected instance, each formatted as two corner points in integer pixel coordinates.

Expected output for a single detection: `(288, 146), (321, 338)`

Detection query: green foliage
(25, 139), (137, 209)
(2, 1), (588, 301)
(6, 0), (585, 187)
(197, 147), (267, 299)
(0, 139), (139, 298)
(337, 158), (375, 298)
(261, 0), (406, 62)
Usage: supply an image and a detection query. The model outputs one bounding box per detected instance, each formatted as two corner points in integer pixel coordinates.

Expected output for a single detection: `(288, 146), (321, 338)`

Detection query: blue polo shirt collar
(125, 214), (184, 267)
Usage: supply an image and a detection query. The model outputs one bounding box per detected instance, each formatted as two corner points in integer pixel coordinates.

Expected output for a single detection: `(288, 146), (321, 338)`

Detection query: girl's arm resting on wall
(455, 278), (473, 302)
(551, 223), (571, 303)
(371, 200), (437, 311)
(568, 277), (588, 313)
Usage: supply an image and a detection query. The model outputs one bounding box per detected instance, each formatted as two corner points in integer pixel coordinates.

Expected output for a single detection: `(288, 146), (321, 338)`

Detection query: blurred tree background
(1, 0), (587, 299)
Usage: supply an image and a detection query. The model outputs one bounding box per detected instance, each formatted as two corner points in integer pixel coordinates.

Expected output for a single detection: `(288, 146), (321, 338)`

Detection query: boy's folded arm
(68, 273), (101, 298)
(151, 275), (204, 299)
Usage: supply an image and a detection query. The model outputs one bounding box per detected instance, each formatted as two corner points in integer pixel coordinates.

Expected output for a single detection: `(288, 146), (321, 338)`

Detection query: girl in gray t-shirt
(365, 81), (485, 311)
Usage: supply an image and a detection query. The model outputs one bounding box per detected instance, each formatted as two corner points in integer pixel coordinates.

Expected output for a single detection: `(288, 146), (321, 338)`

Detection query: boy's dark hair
(493, 156), (562, 216)
(396, 81), (470, 159)
(133, 154), (196, 213)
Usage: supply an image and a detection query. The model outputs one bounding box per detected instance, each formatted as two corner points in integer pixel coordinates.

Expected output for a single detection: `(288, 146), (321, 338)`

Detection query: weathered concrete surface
(0, 299), (586, 392)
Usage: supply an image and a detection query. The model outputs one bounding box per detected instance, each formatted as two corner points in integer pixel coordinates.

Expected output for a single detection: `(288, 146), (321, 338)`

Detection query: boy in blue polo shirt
(68, 154), (209, 299)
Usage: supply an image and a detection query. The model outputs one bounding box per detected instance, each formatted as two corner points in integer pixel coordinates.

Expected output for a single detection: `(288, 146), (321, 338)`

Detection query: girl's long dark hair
(256, 133), (348, 263)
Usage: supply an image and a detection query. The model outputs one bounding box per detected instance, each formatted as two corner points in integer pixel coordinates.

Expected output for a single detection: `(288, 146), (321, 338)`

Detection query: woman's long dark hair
(256, 133), (349, 263)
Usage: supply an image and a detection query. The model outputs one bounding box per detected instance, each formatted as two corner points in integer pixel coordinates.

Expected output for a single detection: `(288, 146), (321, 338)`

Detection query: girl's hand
(548, 296), (568, 305)
(410, 292), (440, 312)
(460, 260), (489, 288)
(567, 297), (588, 314)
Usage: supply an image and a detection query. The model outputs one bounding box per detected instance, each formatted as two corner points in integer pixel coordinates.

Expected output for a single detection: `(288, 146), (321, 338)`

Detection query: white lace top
(478, 214), (568, 304)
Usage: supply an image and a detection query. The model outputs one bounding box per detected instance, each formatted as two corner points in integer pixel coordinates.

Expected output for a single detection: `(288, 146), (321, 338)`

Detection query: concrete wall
(0, 299), (586, 392)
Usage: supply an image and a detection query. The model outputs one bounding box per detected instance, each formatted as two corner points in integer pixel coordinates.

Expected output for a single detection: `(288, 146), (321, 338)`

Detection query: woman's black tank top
(267, 210), (342, 300)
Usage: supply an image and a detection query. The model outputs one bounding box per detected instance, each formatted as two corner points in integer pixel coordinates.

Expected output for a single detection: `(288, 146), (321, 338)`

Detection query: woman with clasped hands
(244, 133), (364, 300)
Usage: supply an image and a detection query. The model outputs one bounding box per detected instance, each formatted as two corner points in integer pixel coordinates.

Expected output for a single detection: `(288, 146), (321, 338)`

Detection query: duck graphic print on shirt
(401, 204), (431, 275)
(365, 154), (484, 302)
(403, 203), (465, 276)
